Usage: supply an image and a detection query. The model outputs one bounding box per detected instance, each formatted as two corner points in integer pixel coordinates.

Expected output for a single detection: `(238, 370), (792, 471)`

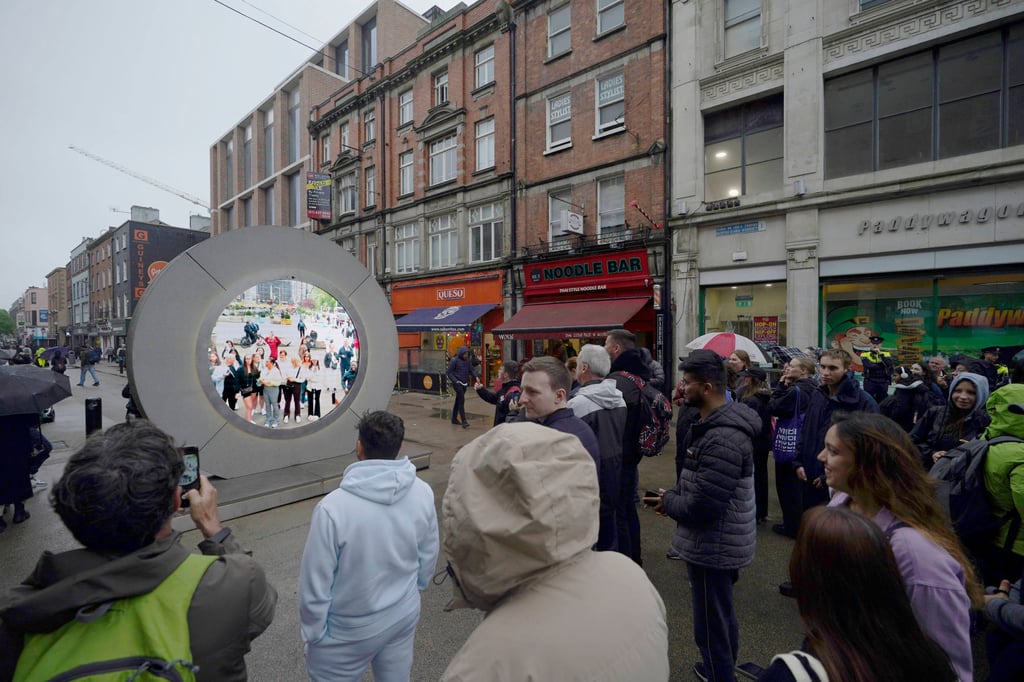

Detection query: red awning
(492, 297), (650, 340)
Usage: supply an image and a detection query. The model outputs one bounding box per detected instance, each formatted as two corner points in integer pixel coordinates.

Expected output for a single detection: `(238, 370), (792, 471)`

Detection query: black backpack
(619, 372), (673, 457)
(929, 436), (1023, 553)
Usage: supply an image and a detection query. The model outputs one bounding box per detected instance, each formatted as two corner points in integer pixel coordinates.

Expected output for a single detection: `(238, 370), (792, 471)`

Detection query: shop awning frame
(394, 303), (499, 333)
(492, 297), (650, 340)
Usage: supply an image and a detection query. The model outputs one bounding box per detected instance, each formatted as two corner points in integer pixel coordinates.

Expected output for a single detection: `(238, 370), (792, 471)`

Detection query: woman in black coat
(767, 358), (818, 539)
(740, 367), (773, 524)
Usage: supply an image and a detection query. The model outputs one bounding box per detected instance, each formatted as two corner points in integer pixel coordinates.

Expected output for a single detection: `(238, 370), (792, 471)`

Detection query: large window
(243, 197), (252, 227)
(264, 109), (275, 176)
(703, 282), (787, 344)
(826, 25), (1024, 178)
(288, 173), (301, 226)
(363, 109), (376, 143)
(243, 124), (252, 187)
(475, 45), (495, 87)
(321, 134), (331, 165)
(263, 185), (275, 224)
(704, 93), (784, 200)
(597, 175), (625, 239)
(470, 204), (503, 262)
(724, 0), (761, 58)
(548, 189), (573, 251)
(340, 121), (350, 150)
(597, 0), (624, 34)
(340, 172), (357, 213)
(429, 133), (458, 185)
(399, 151), (414, 195)
(394, 224), (420, 273)
(224, 139), (234, 197)
(366, 234), (377, 277)
(596, 72), (625, 135)
(362, 16), (377, 70)
(365, 166), (376, 207)
(548, 5), (571, 58)
(335, 40), (348, 78)
(476, 118), (495, 170)
(288, 89), (301, 163)
(399, 90), (414, 126)
(429, 214), (458, 269)
(547, 92), (572, 151)
(434, 71), (449, 106)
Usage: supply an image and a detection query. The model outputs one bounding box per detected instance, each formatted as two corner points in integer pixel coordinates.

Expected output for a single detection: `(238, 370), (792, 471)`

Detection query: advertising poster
(753, 316), (778, 344)
(306, 172), (332, 221)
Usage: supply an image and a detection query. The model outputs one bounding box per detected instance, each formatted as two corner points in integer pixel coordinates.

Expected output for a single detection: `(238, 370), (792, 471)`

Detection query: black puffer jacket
(608, 349), (650, 463)
(476, 380), (521, 426)
(797, 375), (878, 479)
(662, 401), (760, 570)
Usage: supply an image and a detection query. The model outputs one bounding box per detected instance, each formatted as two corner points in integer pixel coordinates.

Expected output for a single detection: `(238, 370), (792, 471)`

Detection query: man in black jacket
(518, 356), (599, 463)
(475, 361), (522, 426)
(604, 328), (649, 565)
(446, 347), (476, 428)
(859, 335), (894, 404)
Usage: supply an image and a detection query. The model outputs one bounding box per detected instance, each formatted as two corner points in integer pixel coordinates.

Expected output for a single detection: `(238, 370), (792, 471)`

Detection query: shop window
(394, 224), (420, 274)
(704, 93), (783, 200)
(428, 214), (458, 269)
(548, 5), (571, 58)
(724, 0), (761, 58)
(547, 92), (572, 152)
(470, 204), (503, 262)
(826, 24), (1023, 179)
(703, 282), (787, 348)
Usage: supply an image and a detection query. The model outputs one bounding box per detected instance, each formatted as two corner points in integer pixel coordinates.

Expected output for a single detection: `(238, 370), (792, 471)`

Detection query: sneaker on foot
(283, 416), (289, 424)
(295, 416), (302, 423)
(31, 476), (48, 490)
(93, 382), (100, 386)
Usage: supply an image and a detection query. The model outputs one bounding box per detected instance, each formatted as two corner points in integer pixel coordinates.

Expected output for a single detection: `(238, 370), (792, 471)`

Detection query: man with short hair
(604, 328), (650, 564)
(929, 354), (949, 391)
(982, 346), (1010, 390)
(519, 356), (600, 464)
(568, 344), (626, 552)
(859, 335), (894, 404)
(475, 361), (522, 426)
(76, 344), (99, 387)
(0, 420), (277, 681)
(299, 411), (439, 682)
(649, 351), (759, 682)
(446, 347), (476, 429)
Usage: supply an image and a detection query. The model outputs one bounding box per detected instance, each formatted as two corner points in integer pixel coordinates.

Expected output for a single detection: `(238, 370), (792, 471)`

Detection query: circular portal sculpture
(127, 226), (397, 478)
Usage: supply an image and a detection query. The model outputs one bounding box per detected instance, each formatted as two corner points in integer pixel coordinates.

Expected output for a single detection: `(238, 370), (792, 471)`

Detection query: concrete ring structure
(127, 225), (397, 479)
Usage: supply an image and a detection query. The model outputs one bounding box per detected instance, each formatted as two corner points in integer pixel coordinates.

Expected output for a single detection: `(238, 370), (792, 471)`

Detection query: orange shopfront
(495, 249), (656, 356)
(391, 270), (505, 393)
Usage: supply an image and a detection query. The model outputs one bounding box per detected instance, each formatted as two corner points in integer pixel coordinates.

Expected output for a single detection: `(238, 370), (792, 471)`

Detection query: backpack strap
(771, 652), (829, 682)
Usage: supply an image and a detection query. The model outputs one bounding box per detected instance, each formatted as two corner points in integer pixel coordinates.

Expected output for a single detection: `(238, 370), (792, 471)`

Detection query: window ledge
(593, 24), (626, 43)
(544, 143), (573, 156)
(428, 178), (458, 190)
(472, 166), (496, 177)
(471, 82), (496, 99)
(361, 141), (376, 151)
(544, 50), (572, 66)
(396, 120), (414, 132)
(592, 127), (625, 141)
(714, 45), (770, 73)
(397, 191), (414, 200)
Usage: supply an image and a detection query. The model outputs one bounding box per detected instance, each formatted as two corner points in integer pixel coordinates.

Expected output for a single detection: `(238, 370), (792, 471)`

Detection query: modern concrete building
(209, 0), (429, 236)
(669, 0), (1024, 366)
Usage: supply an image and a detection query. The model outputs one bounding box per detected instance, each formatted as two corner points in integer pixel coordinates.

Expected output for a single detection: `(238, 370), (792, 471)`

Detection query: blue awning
(395, 303), (498, 332)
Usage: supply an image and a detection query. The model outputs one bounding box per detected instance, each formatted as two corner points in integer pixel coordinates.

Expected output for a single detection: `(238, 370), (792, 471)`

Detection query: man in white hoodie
(299, 411), (439, 682)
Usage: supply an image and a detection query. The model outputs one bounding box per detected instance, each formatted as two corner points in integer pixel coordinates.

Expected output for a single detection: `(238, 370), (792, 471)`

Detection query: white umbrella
(685, 332), (768, 365)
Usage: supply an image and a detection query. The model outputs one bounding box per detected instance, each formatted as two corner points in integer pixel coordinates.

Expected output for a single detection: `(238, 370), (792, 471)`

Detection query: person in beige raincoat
(440, 422), (669, 681)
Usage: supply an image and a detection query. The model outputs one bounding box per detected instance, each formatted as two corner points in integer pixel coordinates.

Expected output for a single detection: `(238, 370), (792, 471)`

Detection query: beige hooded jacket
(441, 422), (669, 681)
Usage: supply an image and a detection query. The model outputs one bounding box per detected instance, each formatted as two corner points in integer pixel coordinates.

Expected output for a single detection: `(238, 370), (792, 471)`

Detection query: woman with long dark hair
(759, 505), (956, 682)
(911, 372), (990, 470)
(821, 412), (981, 681)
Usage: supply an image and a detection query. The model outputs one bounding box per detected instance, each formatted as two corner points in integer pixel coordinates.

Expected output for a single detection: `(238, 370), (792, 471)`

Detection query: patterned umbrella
(0, 364), (73, 417)
(685, 332), (769, 365)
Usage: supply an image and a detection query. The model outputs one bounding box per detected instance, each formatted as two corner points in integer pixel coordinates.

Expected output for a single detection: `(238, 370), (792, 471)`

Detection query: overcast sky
(0, 0), (451, 309)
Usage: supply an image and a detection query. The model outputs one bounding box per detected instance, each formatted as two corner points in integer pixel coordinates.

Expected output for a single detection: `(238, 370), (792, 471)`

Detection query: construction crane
(68, 145), (211, 212)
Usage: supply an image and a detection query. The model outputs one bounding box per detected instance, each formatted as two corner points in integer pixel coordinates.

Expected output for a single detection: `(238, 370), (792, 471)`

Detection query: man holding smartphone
(0, 420), (278, 681)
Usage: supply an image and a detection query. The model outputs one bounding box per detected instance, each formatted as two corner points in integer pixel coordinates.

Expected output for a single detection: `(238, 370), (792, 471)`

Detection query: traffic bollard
(85, 397), (102, 436)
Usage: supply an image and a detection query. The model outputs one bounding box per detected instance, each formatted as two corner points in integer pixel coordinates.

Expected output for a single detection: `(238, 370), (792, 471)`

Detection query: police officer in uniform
(859, 335), (894, 404)
(981, 346), (1009, 390)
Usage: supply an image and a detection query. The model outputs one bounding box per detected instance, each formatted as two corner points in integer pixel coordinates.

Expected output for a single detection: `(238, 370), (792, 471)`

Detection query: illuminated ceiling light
(714, 151), (727, 159)
(731, 286), (738, 290)
(765, 283), (773, 287)
(727, 189), (740, 197)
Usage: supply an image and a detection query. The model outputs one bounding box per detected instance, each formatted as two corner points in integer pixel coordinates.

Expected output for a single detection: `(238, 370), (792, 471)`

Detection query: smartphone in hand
(179, 447), (200, 507)
(642, 489), (662, 507)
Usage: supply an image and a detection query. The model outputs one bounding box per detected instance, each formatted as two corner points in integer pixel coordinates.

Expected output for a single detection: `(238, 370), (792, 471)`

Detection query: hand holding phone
(179, 447), (201, 507)
(642, 489), (662, 507)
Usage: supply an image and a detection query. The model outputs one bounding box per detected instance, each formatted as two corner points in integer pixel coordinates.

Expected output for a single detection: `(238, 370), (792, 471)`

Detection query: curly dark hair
(51, 420), (184, 554)
(357, 411), (405, 460)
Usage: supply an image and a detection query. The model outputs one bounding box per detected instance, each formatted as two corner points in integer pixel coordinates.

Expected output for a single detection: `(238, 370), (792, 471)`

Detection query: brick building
(87, 229), (115, 354)
(68, 237), (92, 349)
(45, 266), (68, 345)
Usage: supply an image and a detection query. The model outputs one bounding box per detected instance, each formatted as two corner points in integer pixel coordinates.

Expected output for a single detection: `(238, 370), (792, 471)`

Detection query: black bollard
(85, 397), (102, 436)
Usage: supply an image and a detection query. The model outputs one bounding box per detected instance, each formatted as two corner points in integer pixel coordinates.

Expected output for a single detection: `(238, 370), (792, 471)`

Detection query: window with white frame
(394, 224), (420, 273)
(596, 71), (625, 134)
(548, 190), (573, 251)
(434, 71), (449, 106)
(340, 121), (350, 150)
(548, 5), (571, 58)
(724, 0), (761, 58)
(469, 204), (503, 262)
(597, 0), (625, 34)
(476, 118), (495, 170)
(321, 134), (331, 165)
(364, 109), (376, 143)
(340, 172), (357, 213)
(365, 166), (376, 206)
(428, 214), (458, 269)
(366, 234), (378, 277)
(429, 133), (458, 185)
(399, 90), (414, 125)
(547, 93), (572, 151)
(597, 175), (625, 240)
(475, 45), (495, 87)
(399, 151), (414, 195)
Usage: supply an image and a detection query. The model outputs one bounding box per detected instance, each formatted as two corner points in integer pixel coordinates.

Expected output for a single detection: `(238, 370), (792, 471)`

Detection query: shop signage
(39, 310), (49, 323)
(736, 300), (752, 307)
(134, 228), (149, 299)
(716, 221), (765, 236)
(306, 172), (332, 221)
(525, 248), (650, 297)
(753, 316), (779, 344)
(437, 288), (466, 301)
(856, 202), (1024, 236)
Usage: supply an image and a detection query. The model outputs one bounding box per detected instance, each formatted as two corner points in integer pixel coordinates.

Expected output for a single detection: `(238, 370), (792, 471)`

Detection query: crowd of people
(2, 324), (1022, 681)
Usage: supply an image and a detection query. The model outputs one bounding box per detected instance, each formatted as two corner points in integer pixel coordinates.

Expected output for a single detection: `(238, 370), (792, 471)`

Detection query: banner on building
(306, 172), (332, 221)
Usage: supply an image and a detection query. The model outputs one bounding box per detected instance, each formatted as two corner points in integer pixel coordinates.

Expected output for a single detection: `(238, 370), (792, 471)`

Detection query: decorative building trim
(700, 57), (784, 106)
(786, 243), (818, 270)
(824, 0), (1013, 66)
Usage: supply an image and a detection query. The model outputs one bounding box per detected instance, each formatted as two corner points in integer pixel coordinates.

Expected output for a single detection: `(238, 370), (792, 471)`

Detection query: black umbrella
(0, 364), (73, 417)
(41, 346), (69, 362)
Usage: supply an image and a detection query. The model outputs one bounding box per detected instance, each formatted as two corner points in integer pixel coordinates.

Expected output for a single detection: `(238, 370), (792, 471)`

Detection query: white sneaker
(295, 416), (302, 423)
(284, 416), (289, 424)
(309, 415), (319, 422)
(31, 476), (48, 490)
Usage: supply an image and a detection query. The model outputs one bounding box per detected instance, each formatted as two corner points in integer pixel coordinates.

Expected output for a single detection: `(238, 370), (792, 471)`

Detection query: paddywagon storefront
(390, 270), (505, 393)
(495, 248), (657, 356)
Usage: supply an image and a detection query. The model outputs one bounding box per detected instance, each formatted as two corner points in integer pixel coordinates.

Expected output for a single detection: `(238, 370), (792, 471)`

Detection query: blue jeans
(263, 386), (281, 426)
(687, 562), (740, 682)
(78, 364), (98, 385)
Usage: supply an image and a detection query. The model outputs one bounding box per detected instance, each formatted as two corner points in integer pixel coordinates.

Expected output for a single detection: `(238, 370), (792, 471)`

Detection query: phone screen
(179, 447), (200, 506)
